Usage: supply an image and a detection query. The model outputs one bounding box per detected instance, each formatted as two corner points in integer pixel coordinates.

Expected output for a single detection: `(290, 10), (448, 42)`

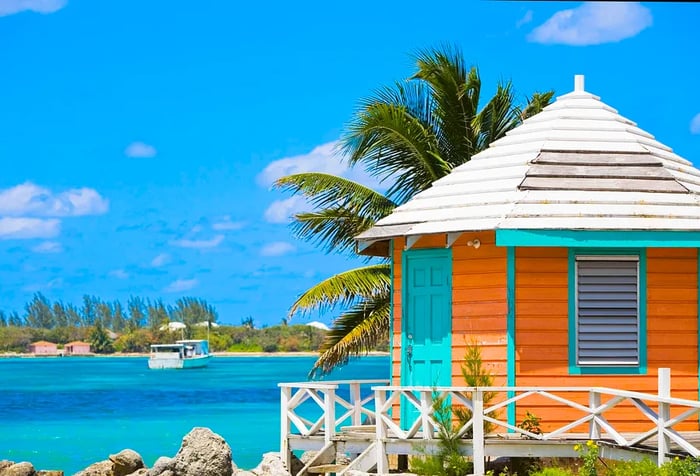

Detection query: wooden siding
(515, 247), (699, 432)
(391, 232), (508, 387)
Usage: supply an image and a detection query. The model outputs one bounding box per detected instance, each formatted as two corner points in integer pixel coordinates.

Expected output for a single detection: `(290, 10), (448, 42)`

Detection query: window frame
(567, 248), (647, 375)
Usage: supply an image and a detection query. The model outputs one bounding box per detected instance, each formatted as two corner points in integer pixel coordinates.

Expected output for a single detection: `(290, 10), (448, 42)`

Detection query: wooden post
(375, 389), (389, 475)
(350, 381), (362, 426)
(472, 390), (485, 475)
(657, 368), (671, 467)
(589, 390), (601, 440)
(420, 390), (434, 439)
(280, 386), (292, 470)
(324, 388), (336, 445)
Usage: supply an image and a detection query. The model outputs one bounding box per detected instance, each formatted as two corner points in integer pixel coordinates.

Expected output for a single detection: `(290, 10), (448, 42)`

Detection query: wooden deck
(279, 370), (700, 475)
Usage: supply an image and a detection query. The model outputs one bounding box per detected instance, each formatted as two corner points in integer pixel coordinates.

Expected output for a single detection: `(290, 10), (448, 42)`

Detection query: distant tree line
(0, 293), (338, 355)
(0, 293), (217, 332)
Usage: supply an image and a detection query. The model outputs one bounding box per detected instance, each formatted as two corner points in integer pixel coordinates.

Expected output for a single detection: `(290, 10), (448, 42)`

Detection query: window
(574, 254), (642, 368)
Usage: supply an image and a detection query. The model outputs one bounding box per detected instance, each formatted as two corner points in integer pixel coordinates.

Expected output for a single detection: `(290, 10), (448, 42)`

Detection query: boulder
(36, 472), (64, 476)
(73, 460), (112, 476)
(109, 450), (144, 476)
(251, 453), (289, 476)
(0, 462), (35, 476)
(149, 427), (234, 476)
(123, 470), (147, 476)
(0, 462), (14, 472)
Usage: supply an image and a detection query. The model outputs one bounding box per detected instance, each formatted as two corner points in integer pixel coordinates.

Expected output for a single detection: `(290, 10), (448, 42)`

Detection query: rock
(36, 472), (64, 476)
(299, 451), (316, 465)
(233, 471), (256, 476)
(0, 461), (35, 476)
(124, 471), (147, 476)
(145, 457), (173, 476)
(251, 452), (290, 476)
(0, 461), (14, 472)
(168, 427), (234, 476)
(109, 450), (144, 476)
(73, 460), (112, 476)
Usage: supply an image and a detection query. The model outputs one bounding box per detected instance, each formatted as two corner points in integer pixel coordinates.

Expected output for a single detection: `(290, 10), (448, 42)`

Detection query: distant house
(65, 341), (91, 355)
(28, 341), (57, 355)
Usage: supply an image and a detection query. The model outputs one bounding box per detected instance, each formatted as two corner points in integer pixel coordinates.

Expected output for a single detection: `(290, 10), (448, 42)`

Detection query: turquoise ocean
(0, 355), (389, 475)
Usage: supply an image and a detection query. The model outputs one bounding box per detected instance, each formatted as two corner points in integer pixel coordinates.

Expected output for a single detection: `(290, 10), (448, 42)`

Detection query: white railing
(280, 370), (700, 475)
(279, 379), (389, 461)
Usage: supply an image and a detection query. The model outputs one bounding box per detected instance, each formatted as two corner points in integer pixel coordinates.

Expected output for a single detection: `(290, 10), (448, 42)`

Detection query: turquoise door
(401, 248), (452, 427)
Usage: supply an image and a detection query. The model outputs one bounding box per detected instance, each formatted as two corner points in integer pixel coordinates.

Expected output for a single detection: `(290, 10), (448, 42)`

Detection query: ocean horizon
(0, 355), (390, 474)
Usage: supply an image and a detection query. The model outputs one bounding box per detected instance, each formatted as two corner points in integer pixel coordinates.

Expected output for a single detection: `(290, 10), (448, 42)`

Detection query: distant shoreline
(0, 351), (389, 359)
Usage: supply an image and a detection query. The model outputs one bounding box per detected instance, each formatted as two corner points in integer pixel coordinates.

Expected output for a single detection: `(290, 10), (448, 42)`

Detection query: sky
(0, 1), (698, 327)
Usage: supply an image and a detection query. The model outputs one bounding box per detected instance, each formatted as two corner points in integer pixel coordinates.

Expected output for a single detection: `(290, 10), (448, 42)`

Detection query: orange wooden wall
(515, 247), (699, 431)
(390, 236), (699, 433)
(391, 232), (508, 387)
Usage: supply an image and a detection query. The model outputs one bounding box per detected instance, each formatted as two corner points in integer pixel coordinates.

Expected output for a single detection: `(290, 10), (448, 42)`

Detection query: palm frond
(274, 173), (395, 253)
(289, 264), (390, 317)
(342, 82), (449, 204)
(308, 296), (391, 378)
(520, 90), (555, 121)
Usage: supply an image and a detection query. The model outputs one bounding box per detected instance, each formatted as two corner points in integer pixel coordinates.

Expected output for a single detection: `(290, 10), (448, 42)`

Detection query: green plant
(529, 468), (574, 476)
(660, 457), (700, 476)
(574, 441), (600, 476)
(410, 393), (473, 476)
(518, 411), (542, 436)
(453, 340), (497, 436)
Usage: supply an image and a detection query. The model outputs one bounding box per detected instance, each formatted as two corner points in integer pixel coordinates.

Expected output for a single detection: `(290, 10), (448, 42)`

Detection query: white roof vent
(574, 74), (585, 92)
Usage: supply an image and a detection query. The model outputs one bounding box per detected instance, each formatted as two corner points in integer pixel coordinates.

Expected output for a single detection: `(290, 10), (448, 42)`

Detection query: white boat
(148, 339), (211, 369)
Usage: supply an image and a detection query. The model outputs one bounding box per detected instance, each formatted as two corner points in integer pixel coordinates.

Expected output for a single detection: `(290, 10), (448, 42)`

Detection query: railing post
(280, 386), (292, 470)
(350, 381), (362, 426)
(657, 368), (671, 467)
(473, 389), (485, 475)
(375, 389), (389, 475)
(421, 390), (434, 439)
(589, 390), (601, 440)
(324, 388), (336, 445)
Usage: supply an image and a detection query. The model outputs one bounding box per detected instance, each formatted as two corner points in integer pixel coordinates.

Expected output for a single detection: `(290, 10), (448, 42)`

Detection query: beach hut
(28, 341), (58, 355)
(65, 341), (91, 355)
(355, 75), (700, 430)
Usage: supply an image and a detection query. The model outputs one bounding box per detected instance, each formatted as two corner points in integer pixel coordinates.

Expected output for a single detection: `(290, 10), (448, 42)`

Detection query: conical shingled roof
(357, 75), (700, 245)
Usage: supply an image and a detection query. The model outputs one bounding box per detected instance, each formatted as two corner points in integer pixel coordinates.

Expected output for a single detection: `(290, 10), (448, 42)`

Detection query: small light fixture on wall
(467, 238), (481, 249)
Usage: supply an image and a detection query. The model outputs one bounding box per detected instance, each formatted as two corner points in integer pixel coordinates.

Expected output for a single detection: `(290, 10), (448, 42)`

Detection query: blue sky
(0, 1), (698, 326)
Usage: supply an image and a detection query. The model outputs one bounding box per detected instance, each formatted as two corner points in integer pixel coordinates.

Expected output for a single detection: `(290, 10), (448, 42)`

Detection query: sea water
(0, 355), (389, 474)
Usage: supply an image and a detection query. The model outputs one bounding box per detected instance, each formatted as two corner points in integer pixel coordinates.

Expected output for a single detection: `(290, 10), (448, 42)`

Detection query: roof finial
(574, 74), (585, 92)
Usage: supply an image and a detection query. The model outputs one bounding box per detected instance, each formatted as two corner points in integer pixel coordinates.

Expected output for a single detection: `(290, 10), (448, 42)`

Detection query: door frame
(400, 247), (453, 424)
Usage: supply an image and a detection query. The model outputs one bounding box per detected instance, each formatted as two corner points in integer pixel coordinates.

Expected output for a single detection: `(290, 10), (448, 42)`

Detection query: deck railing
(280, 370), (700, 475)
(278, 379), (389, 459)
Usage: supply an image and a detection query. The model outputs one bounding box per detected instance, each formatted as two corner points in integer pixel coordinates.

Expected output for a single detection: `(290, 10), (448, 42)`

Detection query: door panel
(401, 249), (452, 427)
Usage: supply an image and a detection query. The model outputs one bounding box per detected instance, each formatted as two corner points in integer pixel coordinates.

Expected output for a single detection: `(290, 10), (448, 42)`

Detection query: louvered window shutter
(576, 257), (639, 366)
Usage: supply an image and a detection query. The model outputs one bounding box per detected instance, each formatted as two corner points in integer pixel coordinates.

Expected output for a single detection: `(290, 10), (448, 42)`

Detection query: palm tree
(276, 46), (554, 377)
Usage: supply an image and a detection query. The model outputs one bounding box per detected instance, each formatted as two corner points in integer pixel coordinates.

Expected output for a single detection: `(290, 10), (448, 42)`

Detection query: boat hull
(148, 355), (211, 370)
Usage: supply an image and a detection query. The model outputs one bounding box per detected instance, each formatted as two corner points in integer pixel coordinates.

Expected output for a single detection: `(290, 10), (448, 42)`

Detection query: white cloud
(164, 278), (198, 293)
(32, 241), (63, 253)
(264, 196), (310, 224)
(528, 2), (652, 46)
(516, 10), (533, 28)
(171, 234), (224, 249)
(23, 277), (63, 292)
(0, 0), (66, 17)
(109, 269), (129, 279)
(151, 253), (171, 267)
(691, 113), (700, 134)
(0, 182), (108, 217)
(0, 217), (60, 240)
(260, 241), (296, 257)
(260, 142), (386, 224)
(257, 142), (344, 187)
(125, 141), (157, 158)
(212, 215), (244, 231)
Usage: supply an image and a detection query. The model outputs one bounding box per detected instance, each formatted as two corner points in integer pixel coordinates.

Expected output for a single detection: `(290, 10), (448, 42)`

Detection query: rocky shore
(0, 428), (303, 476)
